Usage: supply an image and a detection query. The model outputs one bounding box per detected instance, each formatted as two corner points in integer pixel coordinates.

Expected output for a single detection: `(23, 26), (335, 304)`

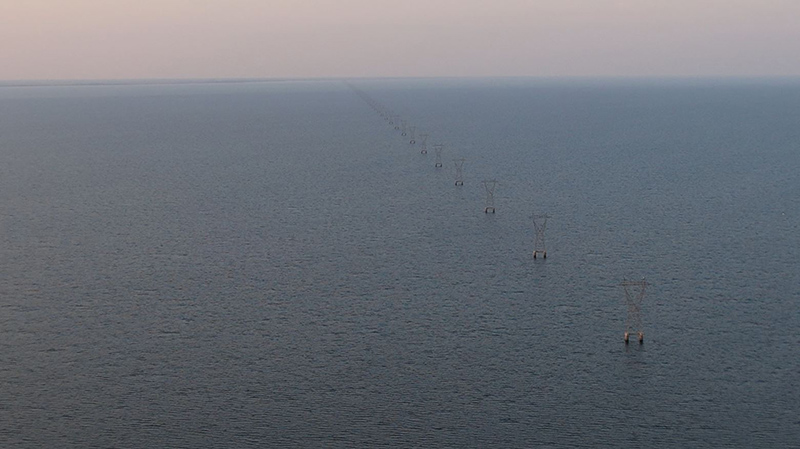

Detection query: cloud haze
(1, 0), (799, 80)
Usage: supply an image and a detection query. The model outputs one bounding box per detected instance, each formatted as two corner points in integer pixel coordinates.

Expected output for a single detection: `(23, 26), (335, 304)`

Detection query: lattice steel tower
(621, 278), (647, 343)
(433, 144), (444, 167)
(419, 133), (429, 154)
(532, 213), (550, 258)
(453, 158), (465, 185)
(482, 180), (497, 213)
(408, 126), (416, 144)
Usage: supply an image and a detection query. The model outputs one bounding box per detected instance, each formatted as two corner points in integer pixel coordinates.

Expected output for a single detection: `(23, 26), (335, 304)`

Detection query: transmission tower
(453, 158), (465, 185)
(393, 115), (400, 129)
(532, 213), (550, 258)
(620, 278), (647, 343)
(408, 126), (416, 144)
(433, 144), (444, 167)
(419, 133), (429, 154)
(482, 180), (497, 213)
(401, 120), (408, 136)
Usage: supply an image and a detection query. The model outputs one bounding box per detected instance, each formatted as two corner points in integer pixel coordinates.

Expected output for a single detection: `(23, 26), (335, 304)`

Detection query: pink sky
(1, 0), (799, 80)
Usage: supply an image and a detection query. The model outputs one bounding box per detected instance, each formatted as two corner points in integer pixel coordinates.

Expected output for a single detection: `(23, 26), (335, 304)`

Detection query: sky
(1, 0), (799, 80)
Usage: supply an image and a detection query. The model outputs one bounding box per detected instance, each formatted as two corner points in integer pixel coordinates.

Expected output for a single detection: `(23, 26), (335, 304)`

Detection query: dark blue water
(1, 78), (798, 447)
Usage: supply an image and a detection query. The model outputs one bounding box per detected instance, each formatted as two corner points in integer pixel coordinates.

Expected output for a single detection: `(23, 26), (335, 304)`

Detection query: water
(1, 78), (798, 447)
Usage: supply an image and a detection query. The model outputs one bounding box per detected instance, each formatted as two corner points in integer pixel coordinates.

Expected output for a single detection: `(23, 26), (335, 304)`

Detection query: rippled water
(1, 79), (799, 447)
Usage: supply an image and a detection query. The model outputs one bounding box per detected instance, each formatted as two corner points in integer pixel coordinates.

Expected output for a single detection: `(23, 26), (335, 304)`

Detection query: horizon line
(3, 75), (800, 89)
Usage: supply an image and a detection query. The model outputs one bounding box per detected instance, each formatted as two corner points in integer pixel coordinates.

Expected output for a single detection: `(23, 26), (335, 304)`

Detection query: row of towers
(346, 82), (645, 344)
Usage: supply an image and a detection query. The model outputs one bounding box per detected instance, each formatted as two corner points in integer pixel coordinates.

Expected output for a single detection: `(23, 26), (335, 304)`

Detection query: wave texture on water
(1, 79), (799, 447)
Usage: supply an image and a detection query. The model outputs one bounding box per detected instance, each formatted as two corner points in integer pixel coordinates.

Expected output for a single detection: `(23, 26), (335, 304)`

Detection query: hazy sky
(2, 0), (799, 80)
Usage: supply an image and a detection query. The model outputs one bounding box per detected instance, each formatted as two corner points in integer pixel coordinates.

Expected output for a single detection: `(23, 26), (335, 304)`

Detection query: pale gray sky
(1, 0), (799, 80)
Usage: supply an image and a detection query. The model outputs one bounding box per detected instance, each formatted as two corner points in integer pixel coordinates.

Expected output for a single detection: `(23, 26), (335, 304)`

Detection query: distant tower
(419, 133), (429, 154)
(482, 180), (497, 213)
(532, 213), (550, 258)
(401, 120), (408, 136)
(408, 126), (416, 144)
(453, 158), (465, 186)
(393, 115), (400, 130)
(433, 144), (444, 167)
(621, 279), (647, 344)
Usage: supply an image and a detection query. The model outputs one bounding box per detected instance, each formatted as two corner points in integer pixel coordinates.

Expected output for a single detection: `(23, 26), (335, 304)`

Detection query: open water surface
(1, 78), (799, 447)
